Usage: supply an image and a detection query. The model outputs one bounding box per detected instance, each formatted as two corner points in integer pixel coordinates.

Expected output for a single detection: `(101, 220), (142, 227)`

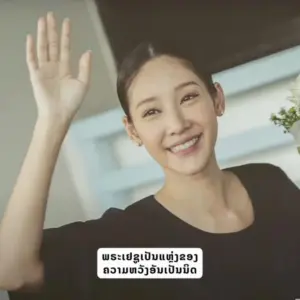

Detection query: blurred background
(1, 1), (300, 296)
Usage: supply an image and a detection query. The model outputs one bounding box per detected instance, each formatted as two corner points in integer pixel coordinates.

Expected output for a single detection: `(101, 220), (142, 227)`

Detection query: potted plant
(270, 74), (300, 154)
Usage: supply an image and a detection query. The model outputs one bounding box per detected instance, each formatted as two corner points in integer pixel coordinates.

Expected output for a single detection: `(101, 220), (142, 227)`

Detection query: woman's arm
(0, 118), (68, 290)
(0, 12), (91, 290)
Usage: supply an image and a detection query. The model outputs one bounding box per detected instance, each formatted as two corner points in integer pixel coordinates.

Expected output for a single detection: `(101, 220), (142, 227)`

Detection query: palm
(26, 13), (92, 122)
(34, 63), (86, 115)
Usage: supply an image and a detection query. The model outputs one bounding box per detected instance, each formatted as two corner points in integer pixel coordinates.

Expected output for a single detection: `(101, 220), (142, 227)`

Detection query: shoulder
(43, 195), (155, 244)
(226, 162), (295, 184)
(226, 162), (282, 175)
(227, 162), (299, 200)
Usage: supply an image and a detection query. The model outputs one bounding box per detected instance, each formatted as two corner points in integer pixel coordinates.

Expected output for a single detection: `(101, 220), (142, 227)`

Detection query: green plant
(270, 105), (300, 133)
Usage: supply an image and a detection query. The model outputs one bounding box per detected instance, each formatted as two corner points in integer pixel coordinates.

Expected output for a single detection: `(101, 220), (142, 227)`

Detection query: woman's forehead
(128, 56), (202, 103)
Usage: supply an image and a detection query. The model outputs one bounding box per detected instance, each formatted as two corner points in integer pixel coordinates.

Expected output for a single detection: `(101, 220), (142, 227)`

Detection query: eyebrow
(174, 81), (200, 91)
(135, 81), (200, 110)
(135, 96), (157, 110)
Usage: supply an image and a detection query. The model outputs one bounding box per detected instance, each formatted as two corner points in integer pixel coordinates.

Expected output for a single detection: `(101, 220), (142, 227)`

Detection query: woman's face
(125, 55), (225, 176)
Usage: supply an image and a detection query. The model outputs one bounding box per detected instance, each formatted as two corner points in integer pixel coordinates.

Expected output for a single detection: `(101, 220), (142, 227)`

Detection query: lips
(168, 134), (202, 153)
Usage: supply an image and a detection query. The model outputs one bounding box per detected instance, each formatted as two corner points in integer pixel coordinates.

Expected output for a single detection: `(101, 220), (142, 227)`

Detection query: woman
(1, 12), (300, 300)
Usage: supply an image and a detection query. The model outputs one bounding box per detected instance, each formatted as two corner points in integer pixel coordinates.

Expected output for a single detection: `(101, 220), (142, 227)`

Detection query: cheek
(188, 100), (216, 125)
(136, 122), (165, 152)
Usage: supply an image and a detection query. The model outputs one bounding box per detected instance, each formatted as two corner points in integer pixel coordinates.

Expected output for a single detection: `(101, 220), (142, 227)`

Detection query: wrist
(36, 114), (71, 130)
(36, 108), (74, 128)
(34, 117), (70, 141)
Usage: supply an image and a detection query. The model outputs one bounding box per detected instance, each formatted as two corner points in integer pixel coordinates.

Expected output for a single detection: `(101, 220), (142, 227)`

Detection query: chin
(171, 162), (207, 177)
(164, 153), (210, 177)
(169, 151), (213, 178)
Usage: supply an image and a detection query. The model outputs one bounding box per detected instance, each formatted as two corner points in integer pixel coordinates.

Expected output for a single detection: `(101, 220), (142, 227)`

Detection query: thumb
(77, 51), (92, 85)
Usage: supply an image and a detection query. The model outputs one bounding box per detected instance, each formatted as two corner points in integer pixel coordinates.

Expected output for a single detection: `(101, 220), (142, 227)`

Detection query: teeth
(170, 136), (199, 153)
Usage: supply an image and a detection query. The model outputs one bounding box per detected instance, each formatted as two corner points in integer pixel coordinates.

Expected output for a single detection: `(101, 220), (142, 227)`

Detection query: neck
(158, 155), (229, 214)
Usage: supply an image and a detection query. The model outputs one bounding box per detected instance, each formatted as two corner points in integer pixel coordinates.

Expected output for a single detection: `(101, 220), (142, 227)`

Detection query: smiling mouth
(168, 134), (202, 154)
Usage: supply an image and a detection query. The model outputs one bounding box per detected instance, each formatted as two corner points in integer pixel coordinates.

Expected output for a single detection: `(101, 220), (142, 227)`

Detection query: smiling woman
(2, 13), (300, 300)
(119, 43), (224, 177)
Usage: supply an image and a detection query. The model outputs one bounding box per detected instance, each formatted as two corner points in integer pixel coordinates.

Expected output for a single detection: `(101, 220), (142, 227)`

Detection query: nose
(166, 109), (191, 136)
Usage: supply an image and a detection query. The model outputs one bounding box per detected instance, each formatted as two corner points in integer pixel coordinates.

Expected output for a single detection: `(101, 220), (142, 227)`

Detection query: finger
(77, 51), (92, 85)
(37, 17), (48, 65)
(26, 34), (38, 72)
(60, 18), (71, 72)
(59, 18), (71, 76)
(47, 12), (59, 61)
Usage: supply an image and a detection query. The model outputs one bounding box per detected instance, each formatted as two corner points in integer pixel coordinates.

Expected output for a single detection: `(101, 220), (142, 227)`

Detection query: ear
(213, 82), (225, 117)
(122, 116), (143, 146)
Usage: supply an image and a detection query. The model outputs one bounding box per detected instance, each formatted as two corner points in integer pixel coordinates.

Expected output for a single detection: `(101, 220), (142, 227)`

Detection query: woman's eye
(143, 109), (159, 118)
(181, 93), (199, 103)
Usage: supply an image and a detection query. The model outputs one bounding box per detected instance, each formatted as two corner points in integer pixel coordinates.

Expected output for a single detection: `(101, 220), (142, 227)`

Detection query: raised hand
(26, 12), (92, 124)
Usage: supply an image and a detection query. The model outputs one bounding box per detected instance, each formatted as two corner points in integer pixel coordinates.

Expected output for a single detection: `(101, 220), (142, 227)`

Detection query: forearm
(0, 118), (69, 286)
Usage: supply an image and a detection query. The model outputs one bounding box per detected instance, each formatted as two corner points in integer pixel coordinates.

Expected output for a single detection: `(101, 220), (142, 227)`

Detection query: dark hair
(117, 41), (217, 122)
